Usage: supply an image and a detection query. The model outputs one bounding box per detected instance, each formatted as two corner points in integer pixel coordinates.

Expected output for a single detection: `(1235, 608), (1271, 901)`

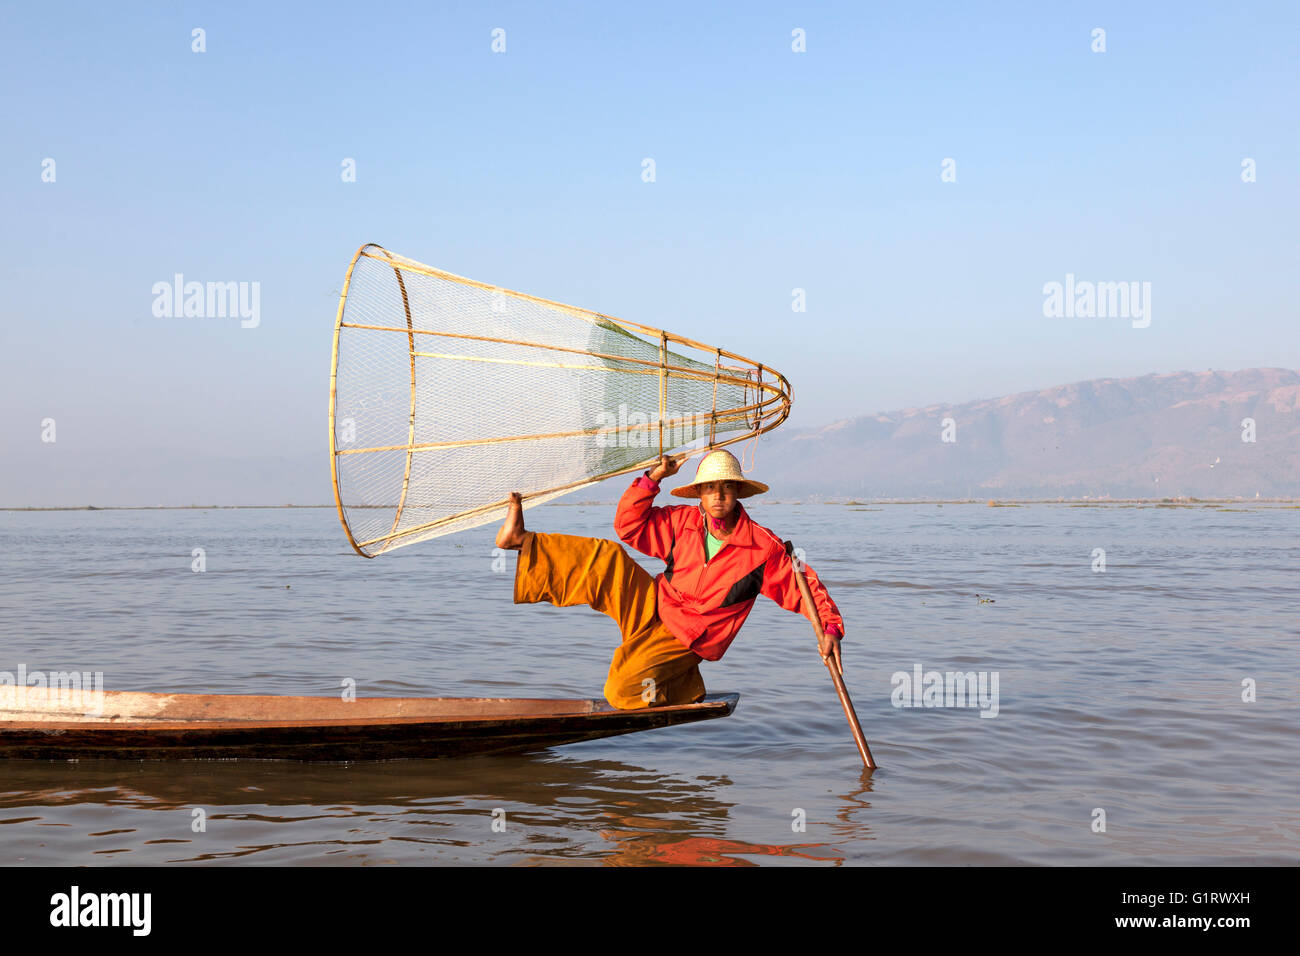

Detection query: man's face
(698, 480), (739, 523)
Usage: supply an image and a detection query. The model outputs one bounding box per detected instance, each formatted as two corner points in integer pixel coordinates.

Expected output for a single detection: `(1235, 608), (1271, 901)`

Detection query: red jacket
(614, 474), (844, 661)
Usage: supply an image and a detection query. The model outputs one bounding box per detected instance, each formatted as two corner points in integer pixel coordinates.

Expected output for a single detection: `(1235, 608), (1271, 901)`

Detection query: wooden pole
(784, 541), (877, 770)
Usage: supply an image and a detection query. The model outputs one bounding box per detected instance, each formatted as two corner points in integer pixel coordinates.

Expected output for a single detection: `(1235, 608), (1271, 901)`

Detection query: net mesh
(329, 245), (791, 556)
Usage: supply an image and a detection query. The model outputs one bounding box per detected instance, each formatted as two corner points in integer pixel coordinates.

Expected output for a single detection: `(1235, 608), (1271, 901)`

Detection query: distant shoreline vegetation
(4, 498), (1298, 512)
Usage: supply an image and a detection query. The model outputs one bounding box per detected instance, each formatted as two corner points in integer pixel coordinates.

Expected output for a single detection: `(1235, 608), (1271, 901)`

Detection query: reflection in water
(0, 754), (879, 865)
(598, 833), (839, 866)
(0, 756), (725, 812)
(0, 754), (742, 865)
(590, 769), (874, 865)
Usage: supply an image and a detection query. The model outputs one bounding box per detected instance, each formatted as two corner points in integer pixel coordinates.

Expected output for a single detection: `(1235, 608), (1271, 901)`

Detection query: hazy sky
(2, 1), (1297, 505)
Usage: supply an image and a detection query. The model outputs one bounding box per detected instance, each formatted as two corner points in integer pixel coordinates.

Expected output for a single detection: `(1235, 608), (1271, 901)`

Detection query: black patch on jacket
(721, 561), (766, 607)
(664, 522), (677, 581)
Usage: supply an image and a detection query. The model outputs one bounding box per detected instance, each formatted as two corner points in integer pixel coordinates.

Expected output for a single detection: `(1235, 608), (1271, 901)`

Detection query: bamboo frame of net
(329, 244), (793, 558)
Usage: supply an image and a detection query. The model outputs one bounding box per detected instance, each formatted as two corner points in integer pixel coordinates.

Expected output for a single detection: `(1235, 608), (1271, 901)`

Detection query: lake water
(1, 501), (1297, 866)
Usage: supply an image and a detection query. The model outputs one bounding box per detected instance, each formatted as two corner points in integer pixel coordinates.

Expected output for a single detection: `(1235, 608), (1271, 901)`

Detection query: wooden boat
(0, 688), (739, 760)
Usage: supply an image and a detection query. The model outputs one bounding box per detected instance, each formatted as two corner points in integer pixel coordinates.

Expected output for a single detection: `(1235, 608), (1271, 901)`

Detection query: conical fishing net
(329, 245), (791, 557)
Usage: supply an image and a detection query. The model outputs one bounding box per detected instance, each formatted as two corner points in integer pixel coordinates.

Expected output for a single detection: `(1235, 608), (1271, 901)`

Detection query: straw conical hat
(670, 449), (769, 499)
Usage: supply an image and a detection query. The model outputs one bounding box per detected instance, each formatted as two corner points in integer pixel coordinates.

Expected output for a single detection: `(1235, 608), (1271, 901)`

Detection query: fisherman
(495, 449), (845, 709)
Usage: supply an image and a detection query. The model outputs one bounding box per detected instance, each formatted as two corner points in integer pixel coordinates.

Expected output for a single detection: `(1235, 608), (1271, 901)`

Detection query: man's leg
(603, 619), (706, 710)
(512, 530), (659, 637)
(499, 496), (705, 710)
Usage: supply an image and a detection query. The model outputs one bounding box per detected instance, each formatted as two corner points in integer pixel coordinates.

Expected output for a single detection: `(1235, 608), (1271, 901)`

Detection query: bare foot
(495, 492), (527, 550)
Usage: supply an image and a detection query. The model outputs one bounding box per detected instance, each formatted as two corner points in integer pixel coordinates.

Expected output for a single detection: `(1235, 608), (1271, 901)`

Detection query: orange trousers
(513, 531), (706, 710)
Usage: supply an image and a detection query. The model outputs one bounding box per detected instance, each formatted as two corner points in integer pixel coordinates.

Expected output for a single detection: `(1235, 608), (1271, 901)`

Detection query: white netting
(329, 245), (790, 556)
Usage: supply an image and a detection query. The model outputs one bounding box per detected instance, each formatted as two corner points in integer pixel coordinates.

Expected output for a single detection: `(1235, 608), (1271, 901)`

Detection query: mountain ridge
(743, 367), (1300, 499)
